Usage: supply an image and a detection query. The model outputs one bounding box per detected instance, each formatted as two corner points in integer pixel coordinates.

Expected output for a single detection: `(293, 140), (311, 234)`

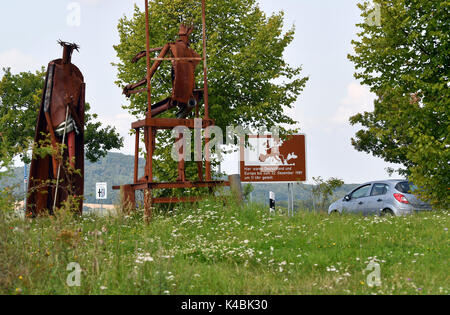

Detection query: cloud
(332, 82), (375, 125)
(77, 0), (105, 6)
(0, 49), (41, 74)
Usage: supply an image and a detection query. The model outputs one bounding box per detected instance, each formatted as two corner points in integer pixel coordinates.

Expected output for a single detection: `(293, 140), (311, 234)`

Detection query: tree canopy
(348, 0), (449, 207)
(0, 67), (124, 165)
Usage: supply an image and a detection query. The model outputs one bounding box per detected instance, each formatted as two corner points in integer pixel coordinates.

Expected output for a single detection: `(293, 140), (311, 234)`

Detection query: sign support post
(287, 183), (292, 217)
(291, 182), (295, 215)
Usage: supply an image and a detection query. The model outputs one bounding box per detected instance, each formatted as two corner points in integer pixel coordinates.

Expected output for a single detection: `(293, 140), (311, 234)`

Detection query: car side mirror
(344, 195), (351, 202)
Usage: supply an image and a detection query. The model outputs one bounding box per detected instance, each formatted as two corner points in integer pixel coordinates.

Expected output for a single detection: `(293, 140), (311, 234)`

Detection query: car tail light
(394, 193), (409, 204)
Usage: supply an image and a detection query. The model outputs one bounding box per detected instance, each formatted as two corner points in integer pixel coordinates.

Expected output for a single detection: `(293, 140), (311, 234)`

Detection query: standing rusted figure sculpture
(27, 41), (85, 216)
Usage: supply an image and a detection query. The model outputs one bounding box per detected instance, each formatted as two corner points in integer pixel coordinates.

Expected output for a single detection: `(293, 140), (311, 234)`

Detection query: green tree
(311, 177), (345, 211)
(113, 0), (308, 182)
(348, 0), (449, 207)
(0, 133), (12, 178)
(0, 67), (124, 164)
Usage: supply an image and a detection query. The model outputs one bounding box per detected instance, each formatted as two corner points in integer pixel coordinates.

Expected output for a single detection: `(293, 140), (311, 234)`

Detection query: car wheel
(381, 208), (394, 217)
(329, 210), (340, 216)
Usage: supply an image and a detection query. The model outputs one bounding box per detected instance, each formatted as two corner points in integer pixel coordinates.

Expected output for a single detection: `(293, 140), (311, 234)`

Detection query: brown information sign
(240, 134), (307, 183)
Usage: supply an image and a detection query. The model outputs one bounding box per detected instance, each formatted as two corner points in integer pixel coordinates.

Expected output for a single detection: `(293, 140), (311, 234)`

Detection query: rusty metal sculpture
(125, 23), (206, 183)
(113, 0), (229, 218)
(27, 41), (85, 216)
(123, 24), (203, 120)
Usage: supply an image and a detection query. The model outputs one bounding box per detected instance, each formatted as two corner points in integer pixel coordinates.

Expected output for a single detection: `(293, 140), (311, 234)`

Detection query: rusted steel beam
(201, 0), (209, 119)
(205, 134), (212, 181)
(150, 99), (171, 117)
(42, 64), (60, 177)
(151, 57), (203, 61)
(148, 45), (171, 79)
(152, 197), (202, 204)
(147, 181), (229, 189)
(176, 132), (186, 182)
(113, 181), (229, 191)
(132, 47), (164, 63)
(43, 112), (59, 177)
(144, 189), (152, 222)
(121, 185), (136, 213)
(144, 0), (154, 185)
(134, 128), (140, 184)
(197, 161), (204, 181)
(202, 0), (211, 181)
(126, 88), (147, 95)
(144, 0), (152, 115)
(131, 117), (214, 130)
(124, 45), (171, 97)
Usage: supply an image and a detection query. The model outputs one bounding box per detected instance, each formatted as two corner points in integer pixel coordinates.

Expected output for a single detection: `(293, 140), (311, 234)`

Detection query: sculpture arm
(123, 44), (171, 97)
(131, 47), (164, 63)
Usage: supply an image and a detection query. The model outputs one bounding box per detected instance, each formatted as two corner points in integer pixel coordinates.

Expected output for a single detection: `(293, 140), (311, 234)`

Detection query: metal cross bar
(202, 0), (212, 181)
(144, 0), (153, 184)
(151, 57), (203, 61)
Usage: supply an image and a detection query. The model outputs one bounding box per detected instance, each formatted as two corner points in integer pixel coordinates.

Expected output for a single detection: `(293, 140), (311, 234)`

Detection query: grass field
(0, 199), (448, 295)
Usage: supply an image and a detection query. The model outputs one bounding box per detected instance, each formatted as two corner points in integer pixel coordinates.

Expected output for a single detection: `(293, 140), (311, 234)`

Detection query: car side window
(351, 185), (371, 199)
(370, 183), (389, 196)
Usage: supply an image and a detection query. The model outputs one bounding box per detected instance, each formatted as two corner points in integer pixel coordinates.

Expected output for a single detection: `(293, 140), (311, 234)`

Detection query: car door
(366, 183), (389, 215)
(345, 184), (372, 215)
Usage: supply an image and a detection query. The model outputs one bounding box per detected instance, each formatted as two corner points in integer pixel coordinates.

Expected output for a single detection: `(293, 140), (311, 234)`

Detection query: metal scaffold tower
(113, 0), (229, 219)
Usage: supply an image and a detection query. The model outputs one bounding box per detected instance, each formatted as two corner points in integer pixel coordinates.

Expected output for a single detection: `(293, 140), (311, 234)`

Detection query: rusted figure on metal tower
(27, 41), (85, 216)
(124, 24), (204, 183)
(124, 24), (203, 120)
(113, 0), (229, 216)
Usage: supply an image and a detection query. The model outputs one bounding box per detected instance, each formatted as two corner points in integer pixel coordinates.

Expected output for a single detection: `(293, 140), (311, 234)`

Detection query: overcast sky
(0, 0), (400, 184)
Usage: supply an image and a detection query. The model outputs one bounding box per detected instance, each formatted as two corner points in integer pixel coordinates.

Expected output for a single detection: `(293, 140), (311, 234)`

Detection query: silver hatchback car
(328, 180), (432, 216)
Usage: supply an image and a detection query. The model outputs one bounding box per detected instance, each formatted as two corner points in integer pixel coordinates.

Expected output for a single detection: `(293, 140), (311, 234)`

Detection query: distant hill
(1, 152), (145, 204)
(1, 152), (359, 207)
(249, 182), (358, 207)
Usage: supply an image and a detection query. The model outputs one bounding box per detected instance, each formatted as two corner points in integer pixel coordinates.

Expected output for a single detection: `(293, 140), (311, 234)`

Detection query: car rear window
(371, 183), (389, 196)
(395, 181), (417, 194)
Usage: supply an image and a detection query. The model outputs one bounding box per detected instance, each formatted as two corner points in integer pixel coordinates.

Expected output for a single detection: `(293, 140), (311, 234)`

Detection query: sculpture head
(58, 40), (80, 64)
(178, 24), (193, 44)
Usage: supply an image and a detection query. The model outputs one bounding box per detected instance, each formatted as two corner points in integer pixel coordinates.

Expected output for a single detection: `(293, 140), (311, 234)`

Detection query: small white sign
(96, 182), (107, 200)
